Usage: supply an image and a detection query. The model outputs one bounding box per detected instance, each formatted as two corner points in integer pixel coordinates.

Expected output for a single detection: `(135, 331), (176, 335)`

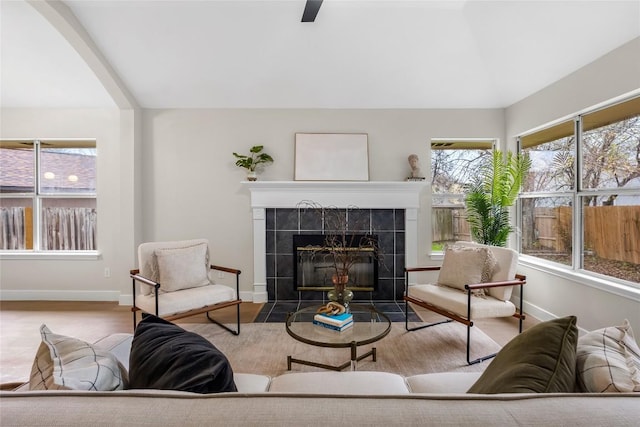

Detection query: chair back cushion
(437, 245), (496, 293)
(137, 239), (210, 295)
(453, 241), (518, 301)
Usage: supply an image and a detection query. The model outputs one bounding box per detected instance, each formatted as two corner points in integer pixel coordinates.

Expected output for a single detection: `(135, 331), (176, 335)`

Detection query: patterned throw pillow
(576, 319), (640, 392)
(29, 325), (124, 391)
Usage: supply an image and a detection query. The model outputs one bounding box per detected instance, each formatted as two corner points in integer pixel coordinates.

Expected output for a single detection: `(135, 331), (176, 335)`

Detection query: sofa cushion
(128, 315), (237, 393)
(268, 371), (410, 394)
(155, 242), (210, 292)
(467, 315), (578, 394)
(576, 319), (640, 393)
(407, 372), (483, 393)
(29, 325), (124, 391)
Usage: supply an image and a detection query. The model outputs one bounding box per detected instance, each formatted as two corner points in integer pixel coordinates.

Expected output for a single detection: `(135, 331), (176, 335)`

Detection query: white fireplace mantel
(244, 180), (427, 209)
(243, 181), (428, 302)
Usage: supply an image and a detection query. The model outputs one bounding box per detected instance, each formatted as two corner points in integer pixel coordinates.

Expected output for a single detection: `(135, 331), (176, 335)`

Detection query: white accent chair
(404, 241), (526, 364)
(129, 239), (241, 334)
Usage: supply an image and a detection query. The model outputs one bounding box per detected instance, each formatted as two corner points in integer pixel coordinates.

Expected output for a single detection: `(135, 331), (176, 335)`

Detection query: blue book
(314, 312), (353, 326)
(313, 319), (354, 332)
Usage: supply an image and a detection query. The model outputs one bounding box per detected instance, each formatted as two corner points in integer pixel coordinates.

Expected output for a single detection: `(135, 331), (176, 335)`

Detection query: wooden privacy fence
(0, 206), (96, 250)
(436, 205), (639, 264)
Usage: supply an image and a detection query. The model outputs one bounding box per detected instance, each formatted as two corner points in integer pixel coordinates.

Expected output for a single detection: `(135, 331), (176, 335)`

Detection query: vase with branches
(464, 149), (531, 247)
(297, 201), (381, 310)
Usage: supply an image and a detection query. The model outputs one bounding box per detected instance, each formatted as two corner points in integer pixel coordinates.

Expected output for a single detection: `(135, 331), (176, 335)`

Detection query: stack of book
(313, 312), (354, 332)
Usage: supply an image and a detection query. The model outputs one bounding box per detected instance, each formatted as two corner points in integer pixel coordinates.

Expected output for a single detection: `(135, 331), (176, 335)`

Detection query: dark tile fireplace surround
(265, 208), (406, 302)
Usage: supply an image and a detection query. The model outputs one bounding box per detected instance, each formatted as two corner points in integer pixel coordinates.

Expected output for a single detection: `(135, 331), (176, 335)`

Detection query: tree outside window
(430, 139), (494, 252)
(519, 96), (640, 285)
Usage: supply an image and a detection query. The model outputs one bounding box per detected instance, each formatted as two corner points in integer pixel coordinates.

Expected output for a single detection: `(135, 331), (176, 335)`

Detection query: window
(430, 139), (494, 252)
(0, 139), (97, 251)
(519, 96), (640, 286)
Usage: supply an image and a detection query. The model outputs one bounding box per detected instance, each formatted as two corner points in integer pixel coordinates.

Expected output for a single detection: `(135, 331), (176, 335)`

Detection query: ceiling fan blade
(301, 0), (323, 22)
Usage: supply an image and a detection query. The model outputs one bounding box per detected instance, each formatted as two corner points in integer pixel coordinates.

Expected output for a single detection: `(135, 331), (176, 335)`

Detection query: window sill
(0, 251), (101, 261)
(518, 255), (640, 302)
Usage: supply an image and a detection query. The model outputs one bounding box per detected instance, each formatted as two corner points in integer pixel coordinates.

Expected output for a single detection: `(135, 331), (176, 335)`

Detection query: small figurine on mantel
(406, 154), (426, 181)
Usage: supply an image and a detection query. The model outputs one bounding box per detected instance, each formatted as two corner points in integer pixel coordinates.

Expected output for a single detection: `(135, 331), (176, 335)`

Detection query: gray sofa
(2, 332), (639, 426)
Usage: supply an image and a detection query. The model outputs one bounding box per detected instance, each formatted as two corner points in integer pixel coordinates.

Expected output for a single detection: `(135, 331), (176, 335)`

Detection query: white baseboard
(517, 297), (589, 335)
(0, 290), (120, 302)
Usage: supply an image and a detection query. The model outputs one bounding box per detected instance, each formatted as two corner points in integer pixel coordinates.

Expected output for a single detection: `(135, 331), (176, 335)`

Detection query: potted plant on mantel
(298, 201), (381, 311)
(232, 145), (274, 181)
(464, 149), (531, 247)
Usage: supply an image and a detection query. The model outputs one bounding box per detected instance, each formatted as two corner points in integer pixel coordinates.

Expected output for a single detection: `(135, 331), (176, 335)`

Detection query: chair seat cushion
(409, 284), (515, 319)
(135, 283), (236, 317)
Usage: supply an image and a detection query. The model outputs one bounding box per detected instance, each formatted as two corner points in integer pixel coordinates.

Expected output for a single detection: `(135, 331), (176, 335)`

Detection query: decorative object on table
(294, 133), (369, 181)
(232, 145), (274, 181)
(316, 301), (347, 316)
(464, 149), (530, 247)
(406, 153), (426, 181)
(297, 201), (382, 311)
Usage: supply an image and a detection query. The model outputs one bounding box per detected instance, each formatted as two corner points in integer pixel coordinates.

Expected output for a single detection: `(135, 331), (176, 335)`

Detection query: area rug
(181, 322), (501, 377)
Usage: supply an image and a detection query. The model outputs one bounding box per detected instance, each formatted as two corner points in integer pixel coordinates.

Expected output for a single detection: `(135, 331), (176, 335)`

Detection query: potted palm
(464, 150), (531, 247)
(232, 145), (274, 181)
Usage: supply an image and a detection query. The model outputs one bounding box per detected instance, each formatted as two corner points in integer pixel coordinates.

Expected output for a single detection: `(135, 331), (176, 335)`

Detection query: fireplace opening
(293, 234), (379, 292)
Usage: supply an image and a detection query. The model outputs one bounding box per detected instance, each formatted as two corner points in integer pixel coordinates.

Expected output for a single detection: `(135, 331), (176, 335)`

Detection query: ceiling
(2, 0), (639, 109)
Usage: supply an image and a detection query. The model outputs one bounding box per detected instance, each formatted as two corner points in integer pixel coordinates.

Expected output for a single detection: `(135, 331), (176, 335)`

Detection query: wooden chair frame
(130, 264), (242, 335)
(404, 266), (526, 365)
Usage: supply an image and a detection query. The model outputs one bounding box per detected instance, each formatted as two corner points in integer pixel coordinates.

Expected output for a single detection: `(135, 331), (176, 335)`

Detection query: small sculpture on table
(406, 154), (426, 181)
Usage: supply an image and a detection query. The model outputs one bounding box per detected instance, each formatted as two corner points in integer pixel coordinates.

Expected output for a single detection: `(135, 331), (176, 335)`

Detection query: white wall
(140, 108), (505, 299)
(505, 37), (640, 333)
(0, 108), (138, 302)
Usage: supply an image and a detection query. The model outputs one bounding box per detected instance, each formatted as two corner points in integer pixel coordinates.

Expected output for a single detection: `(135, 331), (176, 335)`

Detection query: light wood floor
(0, 300), (538, 384)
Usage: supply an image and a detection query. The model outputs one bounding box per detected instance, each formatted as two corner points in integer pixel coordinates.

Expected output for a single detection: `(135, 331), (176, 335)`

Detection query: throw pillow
(576, 319), (640, 392)
(438, 245), (494, 295)
(128, 315), (237, 393)
(467, 315), (579, 394)
(154, 242), (210, 292)
(29, 325), (124, 391)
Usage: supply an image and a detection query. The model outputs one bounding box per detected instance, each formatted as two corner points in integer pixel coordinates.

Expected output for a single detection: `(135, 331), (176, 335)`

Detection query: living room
(1, 1), (639, 423)
(2, 0), (638, 331)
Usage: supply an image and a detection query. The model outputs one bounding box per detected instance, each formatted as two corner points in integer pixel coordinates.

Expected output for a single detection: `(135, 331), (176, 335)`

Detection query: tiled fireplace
(244, 181), (427, 303)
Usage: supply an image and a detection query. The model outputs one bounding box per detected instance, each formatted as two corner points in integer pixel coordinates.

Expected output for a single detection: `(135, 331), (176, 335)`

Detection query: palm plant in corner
(464, 150), (531, 247)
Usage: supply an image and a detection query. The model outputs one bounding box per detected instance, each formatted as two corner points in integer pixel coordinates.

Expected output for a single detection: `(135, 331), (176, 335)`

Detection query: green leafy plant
(464, 150), (531, 247)
(232, 145), (274, 172)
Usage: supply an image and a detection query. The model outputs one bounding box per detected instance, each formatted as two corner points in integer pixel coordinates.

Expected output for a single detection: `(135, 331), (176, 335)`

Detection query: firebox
(293, 234), (379, 292)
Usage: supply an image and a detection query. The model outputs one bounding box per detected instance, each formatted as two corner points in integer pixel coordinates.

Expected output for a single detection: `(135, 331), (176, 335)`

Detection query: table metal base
(287, 343), (377, 372)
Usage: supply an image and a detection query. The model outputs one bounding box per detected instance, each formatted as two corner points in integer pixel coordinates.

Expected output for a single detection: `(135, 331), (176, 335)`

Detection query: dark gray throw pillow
(467, 315), (578, 394)
(128, 315), (237, 393)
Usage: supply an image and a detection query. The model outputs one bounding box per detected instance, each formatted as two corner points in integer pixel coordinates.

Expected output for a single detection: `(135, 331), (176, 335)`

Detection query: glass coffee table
(285, 304), (392, 371)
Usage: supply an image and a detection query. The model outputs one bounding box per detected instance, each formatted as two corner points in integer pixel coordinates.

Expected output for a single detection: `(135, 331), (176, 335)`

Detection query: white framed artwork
(294, 133), (369, 181)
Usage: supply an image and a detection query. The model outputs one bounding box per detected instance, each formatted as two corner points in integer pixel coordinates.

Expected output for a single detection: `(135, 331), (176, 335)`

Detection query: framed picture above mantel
(294, 133), (369, 181)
